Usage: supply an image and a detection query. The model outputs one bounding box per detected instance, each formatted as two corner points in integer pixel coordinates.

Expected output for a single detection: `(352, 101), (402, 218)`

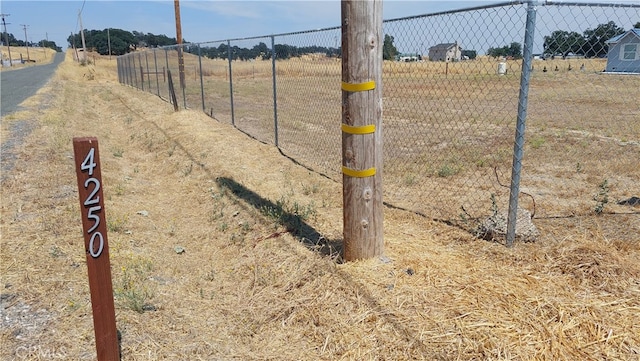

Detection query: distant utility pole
(1, 13), (12, 66)
(174, 0), (186, 89)
(71, 31), (79, 62)
(78, 10), (87, 61)
(341, 0), (384, 261)
(107, 28), (111, 60)
(20, 24), (29, 60)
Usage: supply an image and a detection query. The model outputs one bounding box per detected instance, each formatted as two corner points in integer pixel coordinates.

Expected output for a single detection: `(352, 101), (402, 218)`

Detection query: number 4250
(81, 148), (104, 258)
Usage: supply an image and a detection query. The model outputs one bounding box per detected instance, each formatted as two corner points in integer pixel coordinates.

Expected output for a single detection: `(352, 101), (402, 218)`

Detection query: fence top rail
(542, 1), (640, 8)
(383, 1), (526, 23)
(197, 25), (342, 46)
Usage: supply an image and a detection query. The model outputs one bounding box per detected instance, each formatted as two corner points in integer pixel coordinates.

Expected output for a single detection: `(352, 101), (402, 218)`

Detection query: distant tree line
(66, 28), (343, 60)
(487, 42), (523, 59)
(67, 29), (180, 56)
(484, 21), (639, 60)
(1, 31), (62, 52)
(543, 21), (635, 59)
(186, 42), (341, 61)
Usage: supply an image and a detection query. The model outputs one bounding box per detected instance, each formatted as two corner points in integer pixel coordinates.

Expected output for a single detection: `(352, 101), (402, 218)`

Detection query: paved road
(1, 52), (65, 117)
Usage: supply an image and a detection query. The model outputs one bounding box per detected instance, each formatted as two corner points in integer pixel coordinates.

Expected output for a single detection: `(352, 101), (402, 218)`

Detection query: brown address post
(341, 0), (384, 261)
(73, 137), (120, 361)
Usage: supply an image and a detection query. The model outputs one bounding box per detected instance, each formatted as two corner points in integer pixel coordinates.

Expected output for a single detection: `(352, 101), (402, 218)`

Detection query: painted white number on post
(81, 147), (97, 176)
(81, 147), (103, 258)
(84, 178), (100, 206)
(89, 232), (105, 258)
(87, 206), (102, 234)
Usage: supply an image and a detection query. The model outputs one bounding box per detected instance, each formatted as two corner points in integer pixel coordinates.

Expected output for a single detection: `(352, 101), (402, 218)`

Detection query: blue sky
(1, 1), (637, 53)
(0, 1), (500, 50)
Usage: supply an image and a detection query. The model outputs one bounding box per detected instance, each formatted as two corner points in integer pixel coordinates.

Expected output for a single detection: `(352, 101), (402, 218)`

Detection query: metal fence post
(122, 55), (126, 85)
(126, 56), (129, 85)
(197, 44), (205, 112)
(271, 35), (279, 147)
(120, 57), (124, 84)
(165, 48), (171, 105)
(116, 57), (120, 83)
(128, 54), (133, 87)
(228, 40), (235, 126)
(124, 55), (129, 85)
(133, 54), (139, 89)
(139, 53), (145, 91)
(145, 51), (151, 91)
(181, 45), (187, 109)
(506, 0), (537, 247)
(153, 48), (160, 97)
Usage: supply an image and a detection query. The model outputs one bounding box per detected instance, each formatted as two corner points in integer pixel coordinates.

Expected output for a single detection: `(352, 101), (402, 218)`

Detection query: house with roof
(605, 28), (640, 73)
(428, 42), (462, 62)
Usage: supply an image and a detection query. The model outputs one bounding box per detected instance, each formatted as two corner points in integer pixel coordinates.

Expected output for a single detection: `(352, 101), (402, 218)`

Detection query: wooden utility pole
(107, 28), (111, 60)
(174, 0), (186, 89)
(1, 14), (13, 66)
(78, 10), (87, 62)
(20, 24), (29, 60)
(71, 31), (79, 62)
(341, 0), (384, 261)
(43, 32), (49, 59)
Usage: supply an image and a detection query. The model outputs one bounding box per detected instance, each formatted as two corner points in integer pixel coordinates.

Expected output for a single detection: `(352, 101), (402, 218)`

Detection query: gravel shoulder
(1, 53), (64, 183)
(1, 52), (64, 117)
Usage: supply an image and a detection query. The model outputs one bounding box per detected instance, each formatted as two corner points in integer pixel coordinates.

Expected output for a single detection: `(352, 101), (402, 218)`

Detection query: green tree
(132, 31), (177, 48)
(487, 46), (506, 58)
(487, 42), (522, 59)
(508, 42), (522, 59)
(68, 28), (136, 55)
(544, 30), (585, 57)
(2, 31), (25, 46)
(251, 42), (270, 59)
(1, 32), (18, 45)
(274, 44), (298, 59)
(383, 34), (398, 61)
(39, 39), (62, 52)
(583, 21), (624, 58)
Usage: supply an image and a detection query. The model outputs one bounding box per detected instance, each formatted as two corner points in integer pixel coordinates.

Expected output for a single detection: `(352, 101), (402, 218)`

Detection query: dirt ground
(1, 51), (639, 360)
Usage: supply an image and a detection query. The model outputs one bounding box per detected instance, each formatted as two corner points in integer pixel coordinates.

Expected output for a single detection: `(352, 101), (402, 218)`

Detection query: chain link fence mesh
(274, 28), (343, 178)
(528, 3), (640, 221)
(117, 1), (640, 239)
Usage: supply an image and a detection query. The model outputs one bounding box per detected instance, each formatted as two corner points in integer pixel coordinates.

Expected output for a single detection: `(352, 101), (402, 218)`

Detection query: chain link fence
(117, 1), (640, 241)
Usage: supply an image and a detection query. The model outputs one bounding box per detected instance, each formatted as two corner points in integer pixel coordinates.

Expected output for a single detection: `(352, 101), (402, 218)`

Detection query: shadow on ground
(215, 176), (344, 261)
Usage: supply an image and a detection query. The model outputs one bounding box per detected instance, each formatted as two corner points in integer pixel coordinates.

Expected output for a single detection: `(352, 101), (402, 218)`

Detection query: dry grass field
(0, 46), (58, 69)
(133, 51), (639, 224)
(1, 51), (639, 360)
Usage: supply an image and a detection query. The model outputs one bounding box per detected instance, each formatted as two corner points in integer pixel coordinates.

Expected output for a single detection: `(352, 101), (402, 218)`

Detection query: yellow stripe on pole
(341, 80), (376, 92)
(341, 124), (376, 135)
(342, 166), (376, 178)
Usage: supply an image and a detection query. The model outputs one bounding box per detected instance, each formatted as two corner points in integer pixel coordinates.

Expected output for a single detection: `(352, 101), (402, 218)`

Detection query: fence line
(117, 1), (640, 243)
